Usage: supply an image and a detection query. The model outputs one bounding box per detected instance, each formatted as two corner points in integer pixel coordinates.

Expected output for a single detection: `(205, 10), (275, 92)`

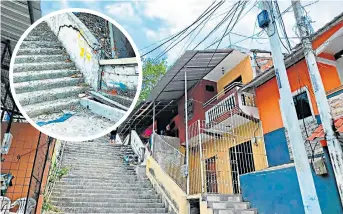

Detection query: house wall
(1, 123), (49, 208)
(240, 153), (343, 214)
(176, 79), (217, 144)
(217, 56), (253, 93)
(188, 121), (267, 195)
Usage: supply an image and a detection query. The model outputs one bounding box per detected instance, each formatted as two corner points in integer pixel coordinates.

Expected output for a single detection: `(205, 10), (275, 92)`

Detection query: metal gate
(188, 112), (268, 195)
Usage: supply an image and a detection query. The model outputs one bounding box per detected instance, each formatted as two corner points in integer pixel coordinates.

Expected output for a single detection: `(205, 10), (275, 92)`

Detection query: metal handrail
(203, 82), (243, 108)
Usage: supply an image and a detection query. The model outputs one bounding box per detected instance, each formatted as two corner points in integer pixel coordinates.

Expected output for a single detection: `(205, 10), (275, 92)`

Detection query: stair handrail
(44, 141), (66, 201)
(130, 130), (145, 163)
(152, 133), (186, 191)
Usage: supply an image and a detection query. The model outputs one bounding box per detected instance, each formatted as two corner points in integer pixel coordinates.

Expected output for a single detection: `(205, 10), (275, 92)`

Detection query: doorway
(205, 156), (218, 193)
(229, 140), (255, 193)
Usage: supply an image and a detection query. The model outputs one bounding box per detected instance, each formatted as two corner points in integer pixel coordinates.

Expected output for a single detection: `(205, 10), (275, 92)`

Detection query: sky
(41, 0), (343, 65)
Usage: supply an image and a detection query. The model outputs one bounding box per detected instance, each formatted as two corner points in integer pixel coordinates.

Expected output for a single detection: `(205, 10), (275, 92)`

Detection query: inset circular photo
(9, 9), (142, 141)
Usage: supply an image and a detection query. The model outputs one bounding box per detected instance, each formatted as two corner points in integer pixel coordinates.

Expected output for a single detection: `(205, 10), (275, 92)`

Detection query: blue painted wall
(240, 156), (343, 214)
(263, 128), (291, 166)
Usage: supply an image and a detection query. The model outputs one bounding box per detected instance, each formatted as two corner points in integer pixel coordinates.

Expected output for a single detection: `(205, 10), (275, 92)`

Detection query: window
(184, 99), (194, 121)
(293, 91), (312, 120)
(206, 85), (215, 92)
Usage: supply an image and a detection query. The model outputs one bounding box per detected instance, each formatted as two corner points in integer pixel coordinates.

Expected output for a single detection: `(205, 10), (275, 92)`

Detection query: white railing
(130, 130), (145, 163)
(205, 93), (237, 123)
(205, 90), (257, 124)
(152, 134), (187, 191)
(188, 119), (268, 195)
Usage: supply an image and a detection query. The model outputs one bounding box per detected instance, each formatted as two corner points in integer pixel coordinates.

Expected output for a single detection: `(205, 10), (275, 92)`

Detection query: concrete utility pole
(292, 1), (343, 205)
(184, 70), (190, 195)
(259, 1), (321, 213)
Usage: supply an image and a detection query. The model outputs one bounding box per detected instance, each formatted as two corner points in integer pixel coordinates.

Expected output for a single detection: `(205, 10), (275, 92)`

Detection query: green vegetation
(139, 58), (168, 102)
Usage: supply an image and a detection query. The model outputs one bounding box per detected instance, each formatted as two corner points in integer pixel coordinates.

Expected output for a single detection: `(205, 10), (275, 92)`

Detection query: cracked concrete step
(54, 207), (167, 213)
(14, 77), (83, 93)
(20, 40), (62, 48)
(14, 54), (69, 63)
(51, 201), (165, 208)
(66, 172), (137, 178)
(65, 167), (136, 173)
(50, 197), (161, 204)
(23, 97), (80, 117)
(213, 209), (257, 214)
(208, 201), (250, 209)
(13, 61), (75, 72)
(99, 91), (134, 107)
(28, 30), (55, 37)
(16, 86), (86, 106)
(54, 187), (156, 194)
(13, 69), (79, 83)
(25, 35), (59, 41)
(17, 47), (65, 56)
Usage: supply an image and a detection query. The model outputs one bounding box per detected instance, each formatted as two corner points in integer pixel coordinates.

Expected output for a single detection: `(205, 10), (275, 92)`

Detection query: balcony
(204, 83), (259, 125)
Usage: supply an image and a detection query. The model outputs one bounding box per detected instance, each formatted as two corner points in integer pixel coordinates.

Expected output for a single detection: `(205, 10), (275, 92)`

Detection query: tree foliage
(139, 58), (168, 102)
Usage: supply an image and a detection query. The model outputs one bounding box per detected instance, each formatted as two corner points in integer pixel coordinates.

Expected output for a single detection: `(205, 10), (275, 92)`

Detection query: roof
(1, 1), (41, 114)
(147, 49), (233, 102)
(307, 116), (343, 142)
(240, 12), (343, 93)
(119, 49), (233, 136)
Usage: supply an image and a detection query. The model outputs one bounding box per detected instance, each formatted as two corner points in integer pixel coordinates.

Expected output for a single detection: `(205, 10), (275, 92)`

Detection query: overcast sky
(41, 1), (343, 64)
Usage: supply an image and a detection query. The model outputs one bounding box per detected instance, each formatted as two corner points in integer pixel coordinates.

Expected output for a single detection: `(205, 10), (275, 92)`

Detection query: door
(205, 156), (218, 193)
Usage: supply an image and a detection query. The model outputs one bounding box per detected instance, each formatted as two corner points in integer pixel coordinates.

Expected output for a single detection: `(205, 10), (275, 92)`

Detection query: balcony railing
(204, 84), (258, 124)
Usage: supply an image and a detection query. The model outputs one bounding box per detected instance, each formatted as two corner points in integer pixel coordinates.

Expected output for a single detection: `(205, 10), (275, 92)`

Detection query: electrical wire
(141, 1), (220, 57)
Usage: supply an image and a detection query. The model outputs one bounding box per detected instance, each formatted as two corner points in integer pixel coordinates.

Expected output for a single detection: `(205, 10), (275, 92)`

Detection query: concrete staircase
(49, 138), (168, 213)
(13, 21), (87, 118)
(204, 194), (257, 214)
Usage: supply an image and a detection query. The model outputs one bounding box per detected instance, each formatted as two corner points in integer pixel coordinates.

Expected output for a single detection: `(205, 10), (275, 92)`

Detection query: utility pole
(258, 1), (321, 213)
(292, 0), (343, 205)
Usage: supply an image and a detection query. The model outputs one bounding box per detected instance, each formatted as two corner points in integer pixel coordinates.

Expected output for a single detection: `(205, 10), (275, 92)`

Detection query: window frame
(292, 86), (315, 121)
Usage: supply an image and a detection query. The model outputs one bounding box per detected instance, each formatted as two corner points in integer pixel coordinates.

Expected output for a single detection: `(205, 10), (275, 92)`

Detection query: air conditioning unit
(1, 133), (13, 155)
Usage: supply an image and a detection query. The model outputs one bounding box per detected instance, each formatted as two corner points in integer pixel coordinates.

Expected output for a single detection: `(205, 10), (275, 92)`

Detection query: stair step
(51, 192), (160, 199)
(23, 97), (80, 117)
(54, 183), (152, 189)
(205, 194), (242, 202)
(14, 54), (68, 63)
(13, 61), (75, 72)
(16, 86), (86, 106)
(14, 77), (83, 93)
(17, 47), (64, 55)
(60, 176), (149, 183)
(20, 40), (62, 48)
(54, 207), (167, 213)
(51, 201), (165, 208)
(213, 209), (257, 214)
(49, 197), (161, 204)
(25, 35), (59, 41)
(208, 201), (250, 209)
(13, 69), (79, 83)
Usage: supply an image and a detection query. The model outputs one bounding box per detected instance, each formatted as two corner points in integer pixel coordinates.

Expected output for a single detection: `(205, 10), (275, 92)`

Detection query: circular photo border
(9, 8), (143, 142)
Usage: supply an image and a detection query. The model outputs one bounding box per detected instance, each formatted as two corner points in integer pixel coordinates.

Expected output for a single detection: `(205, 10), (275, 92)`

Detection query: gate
(188, 112), (268, 195)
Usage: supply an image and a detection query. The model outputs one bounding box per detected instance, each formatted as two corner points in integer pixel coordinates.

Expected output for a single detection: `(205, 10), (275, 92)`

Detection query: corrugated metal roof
(119, 49), (233, 136)
(1, 0), (41, 113)
(147, 49), (232, 102)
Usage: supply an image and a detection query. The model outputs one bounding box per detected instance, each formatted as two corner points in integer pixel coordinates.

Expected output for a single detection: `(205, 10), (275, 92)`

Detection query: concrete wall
(46, 13), (101, 90)
(146, 157), (188, 214)
(101, 65), (138, 92)
(240, 158), (343, 214)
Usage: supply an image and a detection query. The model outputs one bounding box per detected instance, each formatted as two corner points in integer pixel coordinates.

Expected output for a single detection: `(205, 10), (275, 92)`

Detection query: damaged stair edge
(89, 91), (129, 111)
(80, 97), (126, 122)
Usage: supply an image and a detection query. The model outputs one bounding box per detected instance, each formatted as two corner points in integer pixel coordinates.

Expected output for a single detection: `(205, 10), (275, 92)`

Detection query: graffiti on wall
(329, 92), (343, 119)
(77, 32), (92, 62)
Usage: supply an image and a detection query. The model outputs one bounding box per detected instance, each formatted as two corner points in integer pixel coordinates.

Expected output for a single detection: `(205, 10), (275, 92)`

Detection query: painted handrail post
(292, 1), (343, 205)
(197, 120), (205, 193)
(151, 101), (155, 156)
(259, 1), (322, 213)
